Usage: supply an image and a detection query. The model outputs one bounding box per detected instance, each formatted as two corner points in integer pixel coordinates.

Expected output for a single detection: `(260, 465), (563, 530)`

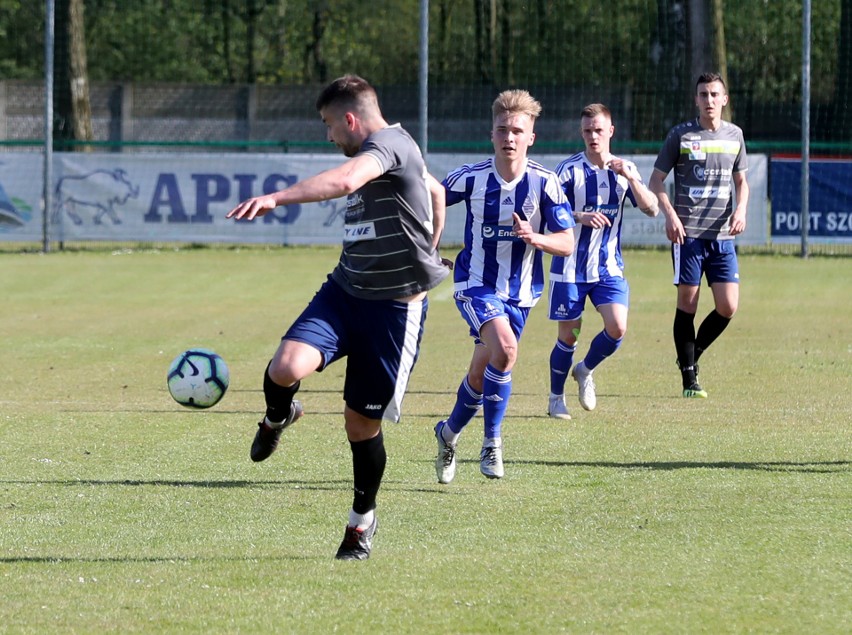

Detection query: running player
(547, 103), (659, 419)
(433, 89), (575, 484)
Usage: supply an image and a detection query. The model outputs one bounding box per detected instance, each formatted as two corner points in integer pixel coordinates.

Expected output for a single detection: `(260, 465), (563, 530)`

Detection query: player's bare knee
(607, 324), (627, 340)
(491, 346), (517, 371)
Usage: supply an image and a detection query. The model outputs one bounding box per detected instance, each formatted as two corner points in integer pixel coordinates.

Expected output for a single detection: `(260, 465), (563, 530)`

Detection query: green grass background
(1, 246), (849, 634)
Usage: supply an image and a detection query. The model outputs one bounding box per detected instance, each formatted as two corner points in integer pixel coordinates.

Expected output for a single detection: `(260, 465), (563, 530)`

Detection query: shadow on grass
(0, 554), (314, 564)
(504, 459), (851, 473)
(0, 478), (350, 489)
(0, 478), (454, 495)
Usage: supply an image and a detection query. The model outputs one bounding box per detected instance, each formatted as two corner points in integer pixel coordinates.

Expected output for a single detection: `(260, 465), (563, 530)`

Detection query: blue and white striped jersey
(443, 157), (574, 307)
(549, 152), (639, 284)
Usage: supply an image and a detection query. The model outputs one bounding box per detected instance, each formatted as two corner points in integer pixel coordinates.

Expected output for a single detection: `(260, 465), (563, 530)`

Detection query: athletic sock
(549, 339), (575, 395)
(445, 376), (483, 436)
(348, 508), (374, 531)
(482, 364), (512, 440)
(263, 362), (300, 425)
(583, 330), (622, 371)
(695, 310), (731, 361)
(673, 309), (697, 388)
(349, 431), (386, 517)
(673, 308), (696, 365)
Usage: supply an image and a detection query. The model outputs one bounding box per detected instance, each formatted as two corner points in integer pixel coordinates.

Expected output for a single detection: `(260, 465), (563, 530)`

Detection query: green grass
(1, 246), (850, 634)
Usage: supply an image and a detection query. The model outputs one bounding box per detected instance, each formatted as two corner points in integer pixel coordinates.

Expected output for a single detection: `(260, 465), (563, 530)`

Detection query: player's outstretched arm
(226, 154), (383, 221)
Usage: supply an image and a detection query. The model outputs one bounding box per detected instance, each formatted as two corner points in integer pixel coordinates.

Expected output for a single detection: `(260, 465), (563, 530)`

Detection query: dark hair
(315, 74), (380, 114)
(696, 72), (726, 92)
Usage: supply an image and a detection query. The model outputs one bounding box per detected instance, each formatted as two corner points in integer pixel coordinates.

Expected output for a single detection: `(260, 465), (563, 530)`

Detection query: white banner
(0, 151), (767, 246)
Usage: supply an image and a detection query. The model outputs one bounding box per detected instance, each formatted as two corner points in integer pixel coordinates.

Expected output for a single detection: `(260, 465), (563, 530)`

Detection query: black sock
(263, 362), (299, 424)
(673, 309), (697, 387)
(695, 310), (731, 361)
(349, 431), (387, 515)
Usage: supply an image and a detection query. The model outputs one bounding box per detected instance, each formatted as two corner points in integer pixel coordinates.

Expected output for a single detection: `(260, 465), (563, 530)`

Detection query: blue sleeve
(543, 173), (575, 233)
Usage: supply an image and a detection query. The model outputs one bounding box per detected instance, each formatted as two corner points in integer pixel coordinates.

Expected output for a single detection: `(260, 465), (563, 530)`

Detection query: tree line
(1, 0), (850, 142)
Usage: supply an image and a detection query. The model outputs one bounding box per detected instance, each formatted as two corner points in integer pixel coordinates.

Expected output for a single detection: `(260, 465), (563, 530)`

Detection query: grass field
(1, 246), (850, 634)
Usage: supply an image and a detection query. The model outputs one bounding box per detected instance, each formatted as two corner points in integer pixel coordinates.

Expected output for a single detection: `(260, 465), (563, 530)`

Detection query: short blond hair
(581, 103), (612, 120)
(492, 89), (542, 122)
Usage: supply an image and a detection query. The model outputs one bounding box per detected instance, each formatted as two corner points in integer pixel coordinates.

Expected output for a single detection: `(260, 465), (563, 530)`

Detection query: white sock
(348, 508), (374, 530)
(263, 416), (285, 429)
(441, 424), (460, 445)
(483, 437), (502, 449)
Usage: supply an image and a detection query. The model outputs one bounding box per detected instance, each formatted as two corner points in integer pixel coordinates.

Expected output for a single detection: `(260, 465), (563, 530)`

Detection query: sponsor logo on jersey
(693, 166), (733, 180)
(481, 224), (521, 241)
(345, 194), (365, 220)
(501, 195), (514, 206)
(343, 220), (377, 241)
(688, 186), (730, 199)
(582, 203), (619, 217)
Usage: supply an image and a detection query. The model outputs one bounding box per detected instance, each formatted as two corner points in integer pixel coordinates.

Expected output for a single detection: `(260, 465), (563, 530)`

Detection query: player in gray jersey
(650, 72), (749, 398)
(227, 74), (449, 560)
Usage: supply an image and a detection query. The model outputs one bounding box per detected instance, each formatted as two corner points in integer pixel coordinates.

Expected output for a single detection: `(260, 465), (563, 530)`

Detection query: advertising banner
(770, 157), (852, 243)
(0, 151), (768, 246)
(0, 154), (43, 241)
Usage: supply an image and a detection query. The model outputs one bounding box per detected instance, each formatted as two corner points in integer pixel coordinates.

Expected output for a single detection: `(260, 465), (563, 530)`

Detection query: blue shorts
(284, 276), (427, 422)
(548, 277), (629, 321)
(673, 237), (740, 286)
(454, 287), (530, 344)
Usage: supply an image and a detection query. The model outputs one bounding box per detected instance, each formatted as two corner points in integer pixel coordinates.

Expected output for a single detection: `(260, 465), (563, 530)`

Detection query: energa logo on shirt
(481, 224), (521, 241)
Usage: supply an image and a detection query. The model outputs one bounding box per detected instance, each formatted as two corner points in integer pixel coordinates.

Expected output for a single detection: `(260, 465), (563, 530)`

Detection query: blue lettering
(192, 173), (230, 223)
(261, 174), (301, 225)
(144, 173), (302, 224)
(146, 173), (187, 223)
(234, 174), (257, 202)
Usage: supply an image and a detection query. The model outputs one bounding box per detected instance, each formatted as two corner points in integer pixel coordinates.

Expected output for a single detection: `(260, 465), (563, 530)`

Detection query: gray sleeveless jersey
(331, 124), (449, 300)
(654, 119), (748, 240)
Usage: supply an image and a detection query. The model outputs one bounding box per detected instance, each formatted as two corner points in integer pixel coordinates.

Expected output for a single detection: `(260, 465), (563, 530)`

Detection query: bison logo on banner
(52, 168), (140, 225)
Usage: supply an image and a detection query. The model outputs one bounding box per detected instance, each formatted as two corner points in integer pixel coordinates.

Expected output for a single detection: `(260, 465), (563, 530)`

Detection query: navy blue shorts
(283, 276), (428, 422)
(548, 277), (629, 321)
(672, 237), (740, 286)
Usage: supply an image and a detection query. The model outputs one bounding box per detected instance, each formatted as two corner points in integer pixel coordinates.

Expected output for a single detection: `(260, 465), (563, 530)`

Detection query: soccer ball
(167, 348), (230, 408)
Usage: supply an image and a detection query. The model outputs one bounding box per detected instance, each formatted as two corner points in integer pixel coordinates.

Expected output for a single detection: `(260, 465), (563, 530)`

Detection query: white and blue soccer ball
(167, 348), (230, 408)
